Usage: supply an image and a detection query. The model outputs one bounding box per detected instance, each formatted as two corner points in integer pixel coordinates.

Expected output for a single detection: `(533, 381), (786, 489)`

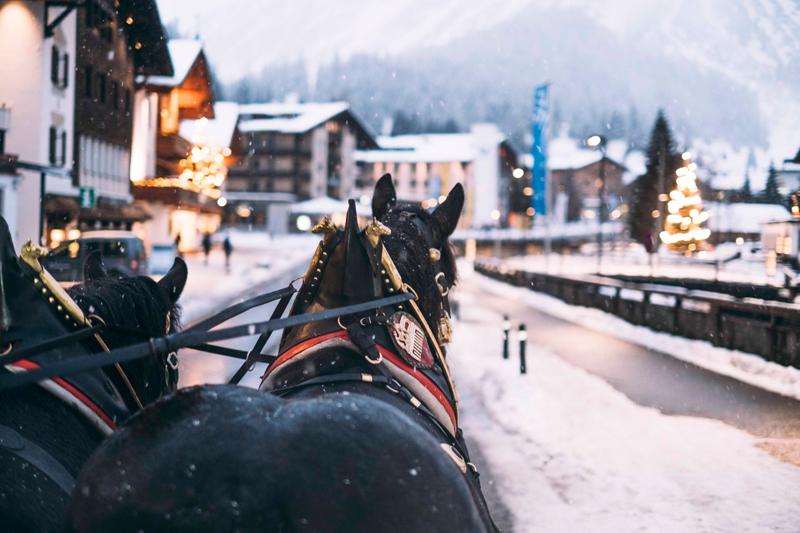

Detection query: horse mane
(379, 203), (457, 331)
(66, 275), (182, 405)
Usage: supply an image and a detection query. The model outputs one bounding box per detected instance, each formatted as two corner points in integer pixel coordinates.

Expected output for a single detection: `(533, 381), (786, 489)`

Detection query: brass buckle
(434, 272), (449, 297)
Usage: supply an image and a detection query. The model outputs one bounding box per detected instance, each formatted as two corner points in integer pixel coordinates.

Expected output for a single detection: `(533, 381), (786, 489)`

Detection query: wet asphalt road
(461, 275), (800, 440)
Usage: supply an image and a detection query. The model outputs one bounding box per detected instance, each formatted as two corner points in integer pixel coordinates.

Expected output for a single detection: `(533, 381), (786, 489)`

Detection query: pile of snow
(503, 245), (783, 286)
(705, 201), (792, 234)
(467, 264), (800, 401)
(449, 291), (800, 531)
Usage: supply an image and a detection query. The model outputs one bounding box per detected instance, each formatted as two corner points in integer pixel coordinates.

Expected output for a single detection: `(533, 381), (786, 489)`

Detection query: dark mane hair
(67, 275), (182, 405)
(379, 203), (458, 333)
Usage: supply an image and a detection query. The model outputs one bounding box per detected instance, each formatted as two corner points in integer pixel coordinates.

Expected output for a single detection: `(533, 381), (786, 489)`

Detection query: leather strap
(0, 424), (75, 495)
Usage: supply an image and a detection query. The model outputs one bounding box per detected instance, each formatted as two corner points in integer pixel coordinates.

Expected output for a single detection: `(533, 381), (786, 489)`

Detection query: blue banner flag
(531, 84), (549, 216)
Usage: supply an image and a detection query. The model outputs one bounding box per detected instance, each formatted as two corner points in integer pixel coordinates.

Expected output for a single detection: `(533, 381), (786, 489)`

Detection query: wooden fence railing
(475, 261), (800, 369)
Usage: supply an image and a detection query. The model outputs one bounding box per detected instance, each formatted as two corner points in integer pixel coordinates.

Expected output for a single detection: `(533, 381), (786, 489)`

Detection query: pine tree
(608, 111), (626, 140)
(740, 173), (754, 203)
(661, 153), (710, 253)
(628, 110), (680, 243)
(760, 162), (783, 204)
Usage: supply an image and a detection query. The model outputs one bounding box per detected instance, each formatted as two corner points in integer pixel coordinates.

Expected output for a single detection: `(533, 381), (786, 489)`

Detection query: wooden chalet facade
(132, 39), (225, 251)
(64, 0), (172, 234)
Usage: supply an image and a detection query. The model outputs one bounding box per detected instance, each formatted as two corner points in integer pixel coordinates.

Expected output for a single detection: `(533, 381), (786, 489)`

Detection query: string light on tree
(178, 117), (229, 196)
(659, 151), (711, 253)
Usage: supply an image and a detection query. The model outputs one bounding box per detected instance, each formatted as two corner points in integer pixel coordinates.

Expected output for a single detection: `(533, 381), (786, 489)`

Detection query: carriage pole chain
(0, 292), (415, 392)
(187, 285), (298, 333)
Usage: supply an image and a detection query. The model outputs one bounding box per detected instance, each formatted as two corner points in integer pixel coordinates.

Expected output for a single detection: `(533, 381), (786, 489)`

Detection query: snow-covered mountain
(157, 0), (800, 166)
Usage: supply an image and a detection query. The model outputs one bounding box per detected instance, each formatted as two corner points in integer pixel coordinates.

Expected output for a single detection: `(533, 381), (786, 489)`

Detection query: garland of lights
(659, 152), (711, 253)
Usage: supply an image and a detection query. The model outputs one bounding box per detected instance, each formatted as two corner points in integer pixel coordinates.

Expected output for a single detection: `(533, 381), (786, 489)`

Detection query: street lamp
(586, 134), (607, 273)
(0, 103), (11, 155)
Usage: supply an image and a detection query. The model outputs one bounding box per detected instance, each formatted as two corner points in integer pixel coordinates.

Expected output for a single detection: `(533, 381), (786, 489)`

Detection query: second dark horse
(0, 218), (187, 532)
(68, 176), (499, 532)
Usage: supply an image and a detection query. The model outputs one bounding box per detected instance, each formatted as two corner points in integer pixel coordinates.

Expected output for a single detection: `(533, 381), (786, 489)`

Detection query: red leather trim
(263, 330), (351, 380)
(375, 346), (457, 432)
(264, 331), (457, 432)
(11, 360), (118, 430)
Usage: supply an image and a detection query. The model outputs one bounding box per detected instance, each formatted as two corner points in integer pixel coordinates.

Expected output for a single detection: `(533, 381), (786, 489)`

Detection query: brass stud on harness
(429, 248), (441, 262)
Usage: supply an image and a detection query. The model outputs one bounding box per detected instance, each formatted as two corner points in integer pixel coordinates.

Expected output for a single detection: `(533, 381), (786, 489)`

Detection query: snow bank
(449, 297), (800, 532)
(466, 264), (800, 401)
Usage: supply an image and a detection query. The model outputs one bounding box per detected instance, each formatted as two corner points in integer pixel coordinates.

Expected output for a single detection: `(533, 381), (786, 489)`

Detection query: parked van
(42, 231), (148, 281)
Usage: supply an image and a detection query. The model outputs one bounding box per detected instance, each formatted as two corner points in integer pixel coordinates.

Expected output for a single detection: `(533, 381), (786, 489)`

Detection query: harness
(1, 242), (179, 436)
(259, 212), (471, 471)
(0, 211), (476, 478)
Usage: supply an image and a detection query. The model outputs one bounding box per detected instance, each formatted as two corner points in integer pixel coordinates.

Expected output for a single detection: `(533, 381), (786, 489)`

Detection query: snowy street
(450, 266), (800, 532)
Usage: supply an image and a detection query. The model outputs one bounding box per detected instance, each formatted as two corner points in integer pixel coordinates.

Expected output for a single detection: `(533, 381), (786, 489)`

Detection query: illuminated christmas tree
(177, 117), (231, 195)
(660, 152), (711, 253)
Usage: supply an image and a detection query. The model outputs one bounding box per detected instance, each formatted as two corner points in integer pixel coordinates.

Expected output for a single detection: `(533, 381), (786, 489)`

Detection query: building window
(98, 74), (106, 104)
(85, 66), (93, 98)
(60, 131), (67, 167)
(51, 46), (59, 86)
(48, 127), (57, 166)
(51, 46), (69, 89)
(112, 82), (119, 110)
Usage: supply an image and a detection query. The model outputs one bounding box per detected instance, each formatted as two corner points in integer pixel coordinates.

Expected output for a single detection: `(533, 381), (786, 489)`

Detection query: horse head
(0, 217), (187, 418)
(280, 174), (463, 352)
(372, 173), (463, 341)
(68, 250), (187, 405)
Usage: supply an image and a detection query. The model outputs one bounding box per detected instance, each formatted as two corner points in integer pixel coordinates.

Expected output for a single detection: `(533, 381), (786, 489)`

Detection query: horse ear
(157, 257), (187, 304)
(431, 183), (464, 238)
(372, 174), (396, 220)
(83, 251), (108, 281)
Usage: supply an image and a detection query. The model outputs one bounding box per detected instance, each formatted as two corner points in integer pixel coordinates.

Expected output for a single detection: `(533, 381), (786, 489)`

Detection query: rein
(0, 288), (414, 393)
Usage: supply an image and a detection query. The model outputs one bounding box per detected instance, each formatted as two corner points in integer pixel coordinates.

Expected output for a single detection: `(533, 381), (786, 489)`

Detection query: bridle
(2, 241), (178, 413)
(408, 213), (454, 344)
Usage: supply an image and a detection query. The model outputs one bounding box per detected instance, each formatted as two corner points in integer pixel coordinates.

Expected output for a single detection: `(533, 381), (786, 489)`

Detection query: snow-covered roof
(520, 136), (629, 172)
(140, 39), (204, 87)
(355, 129), (505, 164)
(289, 196), (373, 217)
(705, 202), (792, 234)
(622, 150), (647, 184)
(237, 102), (352, 134)
(689, 139), (772, 191)
(179, 102), (240, 149)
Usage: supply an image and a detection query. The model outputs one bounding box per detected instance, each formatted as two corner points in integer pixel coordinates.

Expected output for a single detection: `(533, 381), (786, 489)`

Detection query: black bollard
(502, 315), (510, 359)
(519, 323), (527, 374)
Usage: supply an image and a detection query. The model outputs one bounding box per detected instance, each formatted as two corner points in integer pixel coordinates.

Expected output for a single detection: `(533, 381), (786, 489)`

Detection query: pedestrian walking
(174, 233), (182, 259)
(223, 235), (233, 272)
(202, 233), (212, 265)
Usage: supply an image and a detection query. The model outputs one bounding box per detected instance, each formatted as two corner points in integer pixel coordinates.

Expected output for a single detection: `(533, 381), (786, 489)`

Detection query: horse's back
(68, 384), (494, 533)
(0, 387), (100, 532)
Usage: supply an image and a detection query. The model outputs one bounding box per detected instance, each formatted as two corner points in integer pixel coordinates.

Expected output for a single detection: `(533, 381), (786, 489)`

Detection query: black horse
(68, 176), (499, 532)
(0, 217), (187, 533)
